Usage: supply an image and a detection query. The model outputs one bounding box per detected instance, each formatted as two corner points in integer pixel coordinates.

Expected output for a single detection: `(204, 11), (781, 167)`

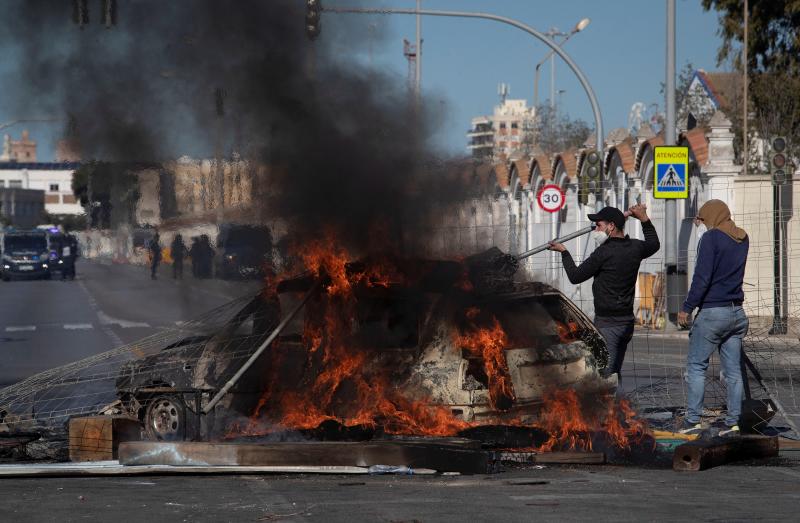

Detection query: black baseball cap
(587, 206), (625, 229)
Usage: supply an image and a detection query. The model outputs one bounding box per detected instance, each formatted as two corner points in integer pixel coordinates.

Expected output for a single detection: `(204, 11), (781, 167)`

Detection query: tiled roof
(494, 161), (510, 189)
(531, 154), (553, 181)
(634, 134), (665, 172)
(681, 128), (709, 166)
(512, 159), (531, 187)
(606, 138), (636, 174)
(553, 149), (578, 180)
(695, 70), (741, 111)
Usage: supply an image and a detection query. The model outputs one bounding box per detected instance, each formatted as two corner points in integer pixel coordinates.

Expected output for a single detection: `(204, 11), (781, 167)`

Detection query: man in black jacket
(548, 204), (659, 379)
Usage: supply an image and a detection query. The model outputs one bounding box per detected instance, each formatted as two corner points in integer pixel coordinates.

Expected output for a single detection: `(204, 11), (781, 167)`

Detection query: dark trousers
(151, 258), (160, 279)
(595, 315), (635, 378)
(173, 258), (184, 279)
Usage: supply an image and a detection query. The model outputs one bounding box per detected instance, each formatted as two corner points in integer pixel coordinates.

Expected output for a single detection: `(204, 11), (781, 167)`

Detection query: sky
(0, 0), (727, 161)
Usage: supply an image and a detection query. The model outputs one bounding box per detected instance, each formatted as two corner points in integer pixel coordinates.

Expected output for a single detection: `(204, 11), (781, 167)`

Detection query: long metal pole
(550, 50), (556, 111)
(203, 282), (320, 414)
(324, 6), (604, 156)
(665, 0), (678, 325)
(743, 0), (748, 175)
(415, 0), (421, 107)
(516, 225), (594, 260)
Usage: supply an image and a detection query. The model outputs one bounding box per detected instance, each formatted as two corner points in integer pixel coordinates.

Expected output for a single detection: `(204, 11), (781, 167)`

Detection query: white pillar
(704, 110), (740, 206)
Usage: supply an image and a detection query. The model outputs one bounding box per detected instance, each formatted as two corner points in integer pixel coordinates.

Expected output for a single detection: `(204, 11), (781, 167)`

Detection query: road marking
(97, 311), (151, 329)
(5, 326), (36, 332)
(63, 323), (94, 330)
(78, 280), (124, 348)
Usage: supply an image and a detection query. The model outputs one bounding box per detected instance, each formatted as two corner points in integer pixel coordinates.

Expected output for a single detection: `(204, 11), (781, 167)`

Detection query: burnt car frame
(114, 260), (609, 441)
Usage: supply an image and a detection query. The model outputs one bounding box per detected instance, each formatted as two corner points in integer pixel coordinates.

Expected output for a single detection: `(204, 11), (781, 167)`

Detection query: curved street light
(321, 6), (604, 155)
(534, 18), (591, 112)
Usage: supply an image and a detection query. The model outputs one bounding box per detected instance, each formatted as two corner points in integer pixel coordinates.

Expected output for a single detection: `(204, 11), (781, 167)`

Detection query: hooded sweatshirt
(682, 200), (749, 312)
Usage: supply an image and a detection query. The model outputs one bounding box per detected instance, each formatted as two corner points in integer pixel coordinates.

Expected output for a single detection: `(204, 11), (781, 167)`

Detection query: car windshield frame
(4, 234), (48, 252)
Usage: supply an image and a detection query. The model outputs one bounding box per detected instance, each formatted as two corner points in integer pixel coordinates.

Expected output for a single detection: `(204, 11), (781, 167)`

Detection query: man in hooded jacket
(678, 199), (749, 438)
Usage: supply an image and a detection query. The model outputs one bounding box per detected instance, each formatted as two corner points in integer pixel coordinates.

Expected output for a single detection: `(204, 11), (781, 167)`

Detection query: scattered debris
(118, 440), (491, 474)
(533, 452), (606, 465)
(68, 415), (141, 462)
(673, 435), (778, 471)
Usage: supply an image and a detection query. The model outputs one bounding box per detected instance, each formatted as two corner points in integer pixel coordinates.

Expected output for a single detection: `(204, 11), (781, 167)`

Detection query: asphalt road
(0, 259), (260, 386)
(1, 461), (799, 522)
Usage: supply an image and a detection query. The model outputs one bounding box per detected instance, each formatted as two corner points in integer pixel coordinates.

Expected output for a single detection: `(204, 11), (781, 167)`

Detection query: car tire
(143, 395), (187, 441)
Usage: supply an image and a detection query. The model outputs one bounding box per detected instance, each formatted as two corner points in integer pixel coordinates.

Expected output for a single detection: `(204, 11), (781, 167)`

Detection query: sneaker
(717, 425), (741, 438)
(678, 420), (703, 436)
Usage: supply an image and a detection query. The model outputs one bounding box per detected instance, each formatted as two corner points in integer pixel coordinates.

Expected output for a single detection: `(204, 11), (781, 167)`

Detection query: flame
(556, 320), (580, 344)
(535, 388), (649, 452)
(227, 234), (650, 453)
(236, 234), (468, 437)
(453, 308), (515, 409)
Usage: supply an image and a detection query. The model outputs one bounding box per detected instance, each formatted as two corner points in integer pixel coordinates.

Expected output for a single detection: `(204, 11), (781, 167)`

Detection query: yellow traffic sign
(653, 146), (689, 199)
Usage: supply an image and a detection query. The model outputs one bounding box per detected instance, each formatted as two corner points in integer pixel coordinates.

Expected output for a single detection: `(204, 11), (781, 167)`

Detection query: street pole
(550, 37), (556, 111)
(665, 0), (679, 326)
(743, 0), (748, 175)
(532, 20), (589, 149)
(323, 6), (604, 157)
(415, 0), (422, 109)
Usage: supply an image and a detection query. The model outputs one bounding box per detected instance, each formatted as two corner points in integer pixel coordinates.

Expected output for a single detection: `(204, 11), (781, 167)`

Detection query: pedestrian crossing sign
(653, 146), (689, 199)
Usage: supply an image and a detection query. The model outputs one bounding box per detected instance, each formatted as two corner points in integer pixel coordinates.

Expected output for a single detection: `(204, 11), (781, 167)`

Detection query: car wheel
(144, 395), (186, 441)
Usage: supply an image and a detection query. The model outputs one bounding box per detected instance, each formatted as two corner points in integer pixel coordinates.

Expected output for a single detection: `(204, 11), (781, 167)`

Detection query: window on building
(511, 122), (518, 129)
(0, 180), (5, 188)
(25, 152), (30, 158)
(49, 183), (59, 192)
(499, 122), (506, 129)
(9, 180), (23, 189)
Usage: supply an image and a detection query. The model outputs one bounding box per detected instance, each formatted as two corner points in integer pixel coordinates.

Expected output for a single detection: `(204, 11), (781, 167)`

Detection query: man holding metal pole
(547, 204), (659, 381)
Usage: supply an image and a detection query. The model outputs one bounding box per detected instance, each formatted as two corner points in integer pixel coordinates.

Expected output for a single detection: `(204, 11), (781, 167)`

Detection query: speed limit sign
(537, 184), (566, 213)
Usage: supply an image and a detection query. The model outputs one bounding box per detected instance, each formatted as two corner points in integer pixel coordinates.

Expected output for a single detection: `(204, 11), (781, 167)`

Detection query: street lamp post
(533, 19), (590, 115)
(322, 7), (604, 158)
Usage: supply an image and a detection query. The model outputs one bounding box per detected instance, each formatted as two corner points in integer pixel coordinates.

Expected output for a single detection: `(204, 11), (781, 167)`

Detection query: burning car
(112, 257), (610, 442)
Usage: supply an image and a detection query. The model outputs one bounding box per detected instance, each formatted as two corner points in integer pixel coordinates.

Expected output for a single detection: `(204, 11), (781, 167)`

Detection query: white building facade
(467, 94), (535, 161)
(0, 162), (83, 215)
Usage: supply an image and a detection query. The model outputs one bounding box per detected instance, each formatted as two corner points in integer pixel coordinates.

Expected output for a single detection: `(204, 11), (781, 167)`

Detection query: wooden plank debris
(68, 416), (142, 462)
(533, 451), (606, 465)
(118, 439), (491, 474)
(672, 435), (778, 471)
(0, 461), (369, 478)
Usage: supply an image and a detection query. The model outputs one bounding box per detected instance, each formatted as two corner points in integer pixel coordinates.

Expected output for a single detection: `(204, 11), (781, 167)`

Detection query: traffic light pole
(321, 5), (604, 158)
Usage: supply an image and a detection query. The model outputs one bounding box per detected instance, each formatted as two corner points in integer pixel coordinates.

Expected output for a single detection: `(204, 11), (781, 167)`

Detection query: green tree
(703, 0), (800, 163)
(525, 105), (592, 155)
(701, 0), (800, 74)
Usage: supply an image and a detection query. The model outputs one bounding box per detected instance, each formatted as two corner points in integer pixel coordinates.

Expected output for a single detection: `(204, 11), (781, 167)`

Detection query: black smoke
(0, 0), (464, 252)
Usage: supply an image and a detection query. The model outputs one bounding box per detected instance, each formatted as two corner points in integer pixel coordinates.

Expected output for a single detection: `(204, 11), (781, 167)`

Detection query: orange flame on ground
(536, 388), (648, 452)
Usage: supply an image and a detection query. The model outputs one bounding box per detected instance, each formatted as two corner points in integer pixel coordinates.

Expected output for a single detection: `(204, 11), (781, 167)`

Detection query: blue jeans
(595, 316), (635, 379)
(686, 305), (749, 426)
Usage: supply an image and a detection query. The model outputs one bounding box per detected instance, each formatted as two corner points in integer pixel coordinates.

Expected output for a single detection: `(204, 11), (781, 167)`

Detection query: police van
(1, 230), (52, 280)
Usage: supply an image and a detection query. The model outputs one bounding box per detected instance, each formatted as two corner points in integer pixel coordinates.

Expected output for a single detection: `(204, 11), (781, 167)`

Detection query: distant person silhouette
(170, 234), (189, 279)
(149, 232), (162, 280)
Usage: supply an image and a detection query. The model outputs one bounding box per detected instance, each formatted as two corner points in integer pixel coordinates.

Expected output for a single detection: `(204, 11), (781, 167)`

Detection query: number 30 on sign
(537, 184), (566, 213)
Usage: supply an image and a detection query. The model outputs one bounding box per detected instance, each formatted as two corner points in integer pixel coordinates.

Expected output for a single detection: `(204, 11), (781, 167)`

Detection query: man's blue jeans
(686, 305), (749, 426)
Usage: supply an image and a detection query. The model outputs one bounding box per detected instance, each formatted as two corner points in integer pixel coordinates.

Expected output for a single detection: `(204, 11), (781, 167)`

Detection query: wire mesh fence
(2, 177), (799, 446)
